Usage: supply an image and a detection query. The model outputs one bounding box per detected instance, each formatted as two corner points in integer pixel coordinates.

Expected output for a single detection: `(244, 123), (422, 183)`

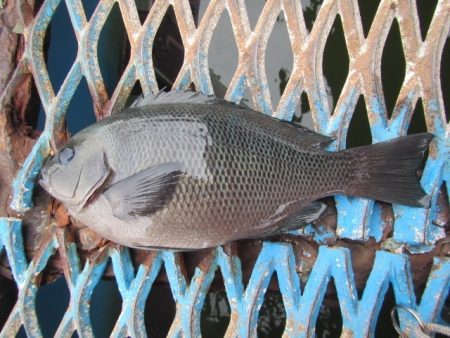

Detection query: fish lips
(39, 176), (51, 192)
(39, 164), (54, 194)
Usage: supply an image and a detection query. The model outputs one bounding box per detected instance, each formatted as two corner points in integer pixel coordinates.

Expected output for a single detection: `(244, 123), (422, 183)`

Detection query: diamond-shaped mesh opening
(81, 0), (100, 22)
(36, 87), (48, 132)
(33, 0), (47, 16)
(358, 0), (379, 38)
(188, 82), (197, 92)
(346, 96), (372, 148)
(144, 266), (176, 337)
(410, 258), (433, 304)
(408, 98), (427, 135)
(374, 286), (397, 336)
(98, 3), (131, 97)
(17, 326), (26, 338)
(315, 304), (343, 337)
(315, 280), (343, 337)
(197, 1), (208, 26)
(323, 14), (349, 113)
(208, 10), (239, 96)
(346, 245), (376, 298)
(245, 0), (266, 30)
(45, 0), (77, 95)
(25, 79), (43, 131)
(302, 0), (322, 33)
(36, 277), (70, 337)
(441, 293), (450, 324)
(277, 68), (290, 100)
(0, 276), (17, 330)
(183, 249), (217, 281)
(65, 77), (96, 134)
(381, 19), (405, 119)
(266, 11), (294, 109)
(125, 80), (144, 107)
(197, 0), (216, 28)
(201, 271), (230, 337)
(19, 74), (44, 132)
(242, 86), (256, 111)
(189, 0), (201, 27)
(257, 274), (286, 338)
(135, 0), (154, 25)
(90, 278), (122, 337)
(238, 241), (263, 286)
(416, 0), (439, 41)
(152, 5), (184, 89)
(408, 98), (428, 171)
(293, 92), (314, 128)
(441, 37), (449, 123)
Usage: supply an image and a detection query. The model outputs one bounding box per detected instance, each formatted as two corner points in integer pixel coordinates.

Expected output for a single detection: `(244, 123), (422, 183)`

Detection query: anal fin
(278, 202), (326, 232)
(259, 202), (326, 237)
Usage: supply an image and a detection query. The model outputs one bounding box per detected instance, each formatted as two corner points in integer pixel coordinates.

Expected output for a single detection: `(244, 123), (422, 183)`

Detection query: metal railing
(0, 0), (448, 336)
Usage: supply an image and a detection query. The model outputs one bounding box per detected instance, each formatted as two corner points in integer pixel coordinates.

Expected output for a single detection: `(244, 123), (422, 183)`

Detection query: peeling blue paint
(0, 218), (449, 336)
(1, 0), (449, 336)
(10, 136), (51, 212)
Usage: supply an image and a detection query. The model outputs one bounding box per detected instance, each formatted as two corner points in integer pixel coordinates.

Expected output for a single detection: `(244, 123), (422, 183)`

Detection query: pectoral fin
(104, 162), (183, 219)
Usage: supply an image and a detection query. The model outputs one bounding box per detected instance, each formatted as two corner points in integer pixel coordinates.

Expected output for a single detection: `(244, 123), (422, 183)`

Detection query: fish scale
(91, 105), (342, 247)
(39, 92), (432, 250)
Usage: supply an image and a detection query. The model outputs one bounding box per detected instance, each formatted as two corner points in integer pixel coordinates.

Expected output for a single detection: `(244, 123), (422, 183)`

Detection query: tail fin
(346, 133), (433, 207)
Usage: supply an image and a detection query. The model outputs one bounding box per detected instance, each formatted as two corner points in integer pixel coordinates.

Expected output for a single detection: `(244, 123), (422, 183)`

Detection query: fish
(39, 91), (432, 250)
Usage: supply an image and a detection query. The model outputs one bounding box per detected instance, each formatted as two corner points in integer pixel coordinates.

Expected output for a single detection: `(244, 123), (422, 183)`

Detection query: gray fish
(39, 91), (432, 250)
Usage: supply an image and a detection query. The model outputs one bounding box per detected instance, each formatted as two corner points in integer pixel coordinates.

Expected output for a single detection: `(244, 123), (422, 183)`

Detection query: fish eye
(58, 147), (75, 165)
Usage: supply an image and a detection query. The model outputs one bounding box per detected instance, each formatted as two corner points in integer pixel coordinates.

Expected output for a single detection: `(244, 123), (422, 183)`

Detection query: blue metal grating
(0, 0), (449, 336)
(0, 217), (449, 337)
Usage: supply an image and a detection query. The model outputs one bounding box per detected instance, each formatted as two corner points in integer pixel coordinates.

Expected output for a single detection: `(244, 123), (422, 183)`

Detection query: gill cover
(40, 142), (111, 209)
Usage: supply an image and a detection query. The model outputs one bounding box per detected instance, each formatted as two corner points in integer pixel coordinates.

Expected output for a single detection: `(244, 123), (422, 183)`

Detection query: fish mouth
(39, 153), (112, 210)
(39, 177), (51, 192)
(39, 165), (55, 194)
(39, 164), (53, 193)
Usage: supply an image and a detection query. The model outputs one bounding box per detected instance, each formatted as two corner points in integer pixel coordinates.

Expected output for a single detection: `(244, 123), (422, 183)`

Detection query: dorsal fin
(130, 90), (247, 109)
(131, 90), (215, 107)
(279, 121), (335, 148)
(130, 90), (332, 148)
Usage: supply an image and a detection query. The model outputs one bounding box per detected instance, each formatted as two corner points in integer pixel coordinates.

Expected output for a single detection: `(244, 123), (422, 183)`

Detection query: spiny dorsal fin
(131, 90), (332, 148)
(131, 90), (215, 107)
(279, 121), (335, 148)
(130, 90), (246, 109)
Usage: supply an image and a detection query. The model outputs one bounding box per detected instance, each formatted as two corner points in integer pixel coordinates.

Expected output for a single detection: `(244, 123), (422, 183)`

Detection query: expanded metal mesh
(0, 0), (449, 336)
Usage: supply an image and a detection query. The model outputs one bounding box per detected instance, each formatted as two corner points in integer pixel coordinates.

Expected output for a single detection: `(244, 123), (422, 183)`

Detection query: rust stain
(0, 0), (448, 336)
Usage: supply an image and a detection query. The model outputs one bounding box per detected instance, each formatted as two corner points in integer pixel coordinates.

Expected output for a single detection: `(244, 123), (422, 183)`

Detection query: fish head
(39, 137), (111, 209)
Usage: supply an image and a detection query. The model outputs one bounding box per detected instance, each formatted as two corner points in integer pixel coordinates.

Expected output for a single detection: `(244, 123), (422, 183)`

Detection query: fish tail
(345, 133), (433, 207)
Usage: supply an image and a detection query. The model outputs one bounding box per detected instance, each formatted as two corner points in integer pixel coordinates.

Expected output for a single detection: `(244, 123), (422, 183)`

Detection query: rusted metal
(0, 0), (448, 337)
